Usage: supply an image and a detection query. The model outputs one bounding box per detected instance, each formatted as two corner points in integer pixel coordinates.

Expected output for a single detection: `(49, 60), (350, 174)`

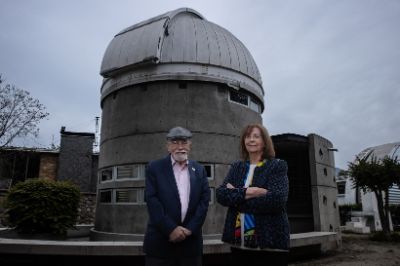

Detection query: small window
(228, 90), (261, 113)
(203, 164), (214, 180)
(100, 190), (112, 203)
(116, 164), (145, 179)
(116, 188), (145, 204)
(100, 168), (113, 182)
(337, 182), (346, 195)
(249, 98), (261, 113)
(117, 165), (134, 179)
(179, 82), (187, 89)
(229, 90), (248, 106)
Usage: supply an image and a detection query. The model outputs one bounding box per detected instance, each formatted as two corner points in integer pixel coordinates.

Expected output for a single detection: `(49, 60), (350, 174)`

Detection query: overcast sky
(1, 0), (399, 169)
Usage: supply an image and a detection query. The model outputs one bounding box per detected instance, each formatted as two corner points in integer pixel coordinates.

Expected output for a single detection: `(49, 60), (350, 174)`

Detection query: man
(144, 126), (210, 266)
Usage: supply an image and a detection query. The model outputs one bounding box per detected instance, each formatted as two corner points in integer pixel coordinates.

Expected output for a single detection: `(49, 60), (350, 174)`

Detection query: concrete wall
(99, 81), (260, 167)
(95, 81), (262, 239)
(308, 134), (340, 233)
(337, 177), (358, 206)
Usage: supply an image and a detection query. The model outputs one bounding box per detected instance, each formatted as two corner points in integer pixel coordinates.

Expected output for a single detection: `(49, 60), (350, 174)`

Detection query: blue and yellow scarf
(234, 160), (266, 248)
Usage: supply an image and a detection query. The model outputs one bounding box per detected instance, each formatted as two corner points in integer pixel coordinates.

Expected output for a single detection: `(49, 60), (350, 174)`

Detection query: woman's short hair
(240, 123), (276, 161)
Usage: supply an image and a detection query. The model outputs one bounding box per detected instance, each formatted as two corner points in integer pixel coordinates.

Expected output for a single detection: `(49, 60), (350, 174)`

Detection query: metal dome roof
(100, 8), (264, 103)
(357, 142), (400, 161)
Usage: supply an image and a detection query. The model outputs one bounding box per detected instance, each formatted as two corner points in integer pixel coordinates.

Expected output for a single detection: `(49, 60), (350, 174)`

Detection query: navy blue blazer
(143, 155), (210, 258)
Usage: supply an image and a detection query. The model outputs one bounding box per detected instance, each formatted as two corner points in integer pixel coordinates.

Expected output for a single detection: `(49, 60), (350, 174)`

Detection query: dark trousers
(145, 256), (202, 266)
(230, 247), (288, 266)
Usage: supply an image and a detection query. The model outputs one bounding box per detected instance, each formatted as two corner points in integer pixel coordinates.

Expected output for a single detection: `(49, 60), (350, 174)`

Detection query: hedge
(3, 178), (80, 236)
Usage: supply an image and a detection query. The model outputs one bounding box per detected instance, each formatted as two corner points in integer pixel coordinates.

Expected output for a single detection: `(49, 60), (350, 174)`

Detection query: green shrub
(3, 178), (80, 236)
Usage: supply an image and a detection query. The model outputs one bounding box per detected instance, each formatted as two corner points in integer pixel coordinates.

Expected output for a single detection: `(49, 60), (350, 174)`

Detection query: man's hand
(169, 226), (192, 242)
(181, 227), (192, 236)
(245, 187), (268, 199)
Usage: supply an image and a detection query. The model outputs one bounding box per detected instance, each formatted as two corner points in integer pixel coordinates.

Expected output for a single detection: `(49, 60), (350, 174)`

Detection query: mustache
(172, 152), (188, 162)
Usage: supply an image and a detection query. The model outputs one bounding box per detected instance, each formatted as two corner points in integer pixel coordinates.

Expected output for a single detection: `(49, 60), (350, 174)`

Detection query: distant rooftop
(357, 141), (400, 161)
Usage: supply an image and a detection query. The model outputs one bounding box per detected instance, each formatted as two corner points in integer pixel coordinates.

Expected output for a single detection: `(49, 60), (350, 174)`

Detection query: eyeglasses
(169, 140), (190, 145)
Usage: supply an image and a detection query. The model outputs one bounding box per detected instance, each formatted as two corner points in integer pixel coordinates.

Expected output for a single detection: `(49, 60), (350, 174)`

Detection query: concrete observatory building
(93, 8), (264, 240)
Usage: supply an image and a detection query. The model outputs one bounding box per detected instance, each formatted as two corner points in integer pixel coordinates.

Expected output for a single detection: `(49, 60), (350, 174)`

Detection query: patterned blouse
(216, 159), (290, 250)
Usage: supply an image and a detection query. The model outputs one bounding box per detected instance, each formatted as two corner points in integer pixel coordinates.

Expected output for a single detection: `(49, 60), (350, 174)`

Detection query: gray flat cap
(166, 126), (192, 140)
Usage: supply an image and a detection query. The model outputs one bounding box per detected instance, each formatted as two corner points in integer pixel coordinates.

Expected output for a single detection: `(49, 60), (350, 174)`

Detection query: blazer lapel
(187, 161), (197, 210)
(164, 155), (181, 203)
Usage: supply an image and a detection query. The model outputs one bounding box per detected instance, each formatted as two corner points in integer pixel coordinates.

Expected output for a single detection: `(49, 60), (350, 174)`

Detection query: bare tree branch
(0, 74), (49, 147)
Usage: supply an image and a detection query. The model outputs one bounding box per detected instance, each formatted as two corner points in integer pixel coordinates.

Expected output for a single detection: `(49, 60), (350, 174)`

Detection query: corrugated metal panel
(166, 13), (196, 62)
(211, 22), (231, 69)
(101, 34), (125, 73)
(220, 26), (240, 70)
(102, 18), (166, 74)
(132, 20), (162, 62)
(183, 14), (197, 62)
(389, 185), (400, 205)
(118, 25), (145, 66)
(201, 21), (222, 67)
(235, 35), (249, 74)
(192, 16), (210, 64)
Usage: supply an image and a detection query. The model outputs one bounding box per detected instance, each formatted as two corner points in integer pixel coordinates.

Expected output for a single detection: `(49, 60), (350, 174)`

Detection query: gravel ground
(290, 233), (400, 266)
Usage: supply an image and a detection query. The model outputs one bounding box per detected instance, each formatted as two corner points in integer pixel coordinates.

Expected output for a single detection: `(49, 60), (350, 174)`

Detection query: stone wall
(77, 192), (96, 224)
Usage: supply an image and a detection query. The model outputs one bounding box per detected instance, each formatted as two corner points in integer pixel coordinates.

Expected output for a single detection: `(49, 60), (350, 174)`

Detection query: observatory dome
(100, 7), (264, 107)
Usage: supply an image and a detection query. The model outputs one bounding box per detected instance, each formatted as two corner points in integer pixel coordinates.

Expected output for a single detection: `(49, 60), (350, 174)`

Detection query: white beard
(172, 153), (188, 162)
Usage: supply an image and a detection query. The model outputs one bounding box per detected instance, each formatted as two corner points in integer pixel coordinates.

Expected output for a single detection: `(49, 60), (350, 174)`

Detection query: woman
(216, 124), (289, 266)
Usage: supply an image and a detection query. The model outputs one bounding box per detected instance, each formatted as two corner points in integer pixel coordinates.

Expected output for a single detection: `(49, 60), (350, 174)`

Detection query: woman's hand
(226, 183), (267, 199)
(226, 183), (235, 189)
(245, 187), (268, 199)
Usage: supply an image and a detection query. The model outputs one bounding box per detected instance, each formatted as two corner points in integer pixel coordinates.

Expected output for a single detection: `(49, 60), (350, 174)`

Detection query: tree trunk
(384, 188), (392, 232)
(375, 190), (390, 237)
